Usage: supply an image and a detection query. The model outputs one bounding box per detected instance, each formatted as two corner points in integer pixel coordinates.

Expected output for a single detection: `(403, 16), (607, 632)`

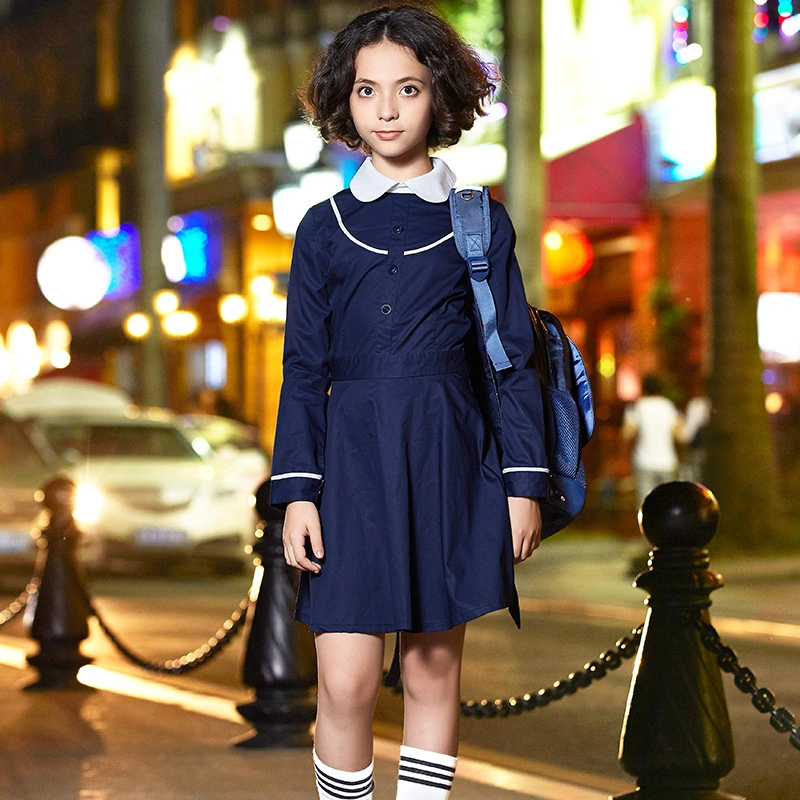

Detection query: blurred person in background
(622, 373), (684, 505)
(679, 382), (711, 483)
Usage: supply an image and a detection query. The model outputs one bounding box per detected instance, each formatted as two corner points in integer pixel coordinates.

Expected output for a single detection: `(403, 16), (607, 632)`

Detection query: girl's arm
(486, 200), (549, 502)
(269, 207), (331, 510)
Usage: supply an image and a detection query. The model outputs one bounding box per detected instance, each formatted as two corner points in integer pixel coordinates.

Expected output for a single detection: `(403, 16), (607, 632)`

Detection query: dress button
(388, 265), (398, 275)
(381, 304), (393, 315)
(393, 225), (404, 234)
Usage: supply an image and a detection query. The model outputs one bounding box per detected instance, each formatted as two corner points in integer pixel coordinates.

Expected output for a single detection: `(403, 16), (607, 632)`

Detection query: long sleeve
(487, 200), (549, 499)
(269, 208), (331, 508)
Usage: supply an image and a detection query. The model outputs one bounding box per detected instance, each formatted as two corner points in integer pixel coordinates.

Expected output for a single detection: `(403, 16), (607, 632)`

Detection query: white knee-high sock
(313, 749), (374, 800)
(396, 745), (457, 798)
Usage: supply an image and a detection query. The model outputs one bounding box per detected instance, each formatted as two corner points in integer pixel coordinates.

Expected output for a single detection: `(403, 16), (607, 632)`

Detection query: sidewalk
(1, 533), (795, 800)
(515, 532), (800, 629)
(0, 651), (614, 800)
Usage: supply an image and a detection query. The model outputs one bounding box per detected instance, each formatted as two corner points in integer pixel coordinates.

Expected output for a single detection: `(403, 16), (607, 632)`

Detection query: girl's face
(349, 40), (434, 178)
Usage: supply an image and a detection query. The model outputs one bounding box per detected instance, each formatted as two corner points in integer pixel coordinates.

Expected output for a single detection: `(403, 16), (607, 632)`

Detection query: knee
(401, 648), (460, 703)
(318, 665), (381, 717)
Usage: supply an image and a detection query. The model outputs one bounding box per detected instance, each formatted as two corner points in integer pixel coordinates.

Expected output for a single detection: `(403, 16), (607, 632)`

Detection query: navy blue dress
(269, 188), (548, 633)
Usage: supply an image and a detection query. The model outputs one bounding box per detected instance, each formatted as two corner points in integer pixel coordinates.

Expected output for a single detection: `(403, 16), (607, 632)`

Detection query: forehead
(353, 40), (429, 81)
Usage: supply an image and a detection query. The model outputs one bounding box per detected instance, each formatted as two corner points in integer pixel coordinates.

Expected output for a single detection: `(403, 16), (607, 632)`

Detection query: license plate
(0, 530), (33, 554)
(134, 528), (189, 547)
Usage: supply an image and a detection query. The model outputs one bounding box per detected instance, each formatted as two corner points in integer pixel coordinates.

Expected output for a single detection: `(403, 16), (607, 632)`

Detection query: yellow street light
(124, 313), (152, 340)
(44, 320), (71, 369)
(153, 289), (180, 316)
(255, 293), (287, 323)
(50, 350), (71, 369)
(251, 213), (274, 232)
(162, 310), (199, 338)
(250, 274), (276, 298)
(219, 293), (248, 324)
(765, 392), (783, 414)
(598, 352), (616, 379)
(6, 321), (41, 381)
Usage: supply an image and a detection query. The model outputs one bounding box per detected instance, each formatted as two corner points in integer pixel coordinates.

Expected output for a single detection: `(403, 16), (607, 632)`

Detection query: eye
(357, 85), (375, 97)
(400, 85), (419, 96)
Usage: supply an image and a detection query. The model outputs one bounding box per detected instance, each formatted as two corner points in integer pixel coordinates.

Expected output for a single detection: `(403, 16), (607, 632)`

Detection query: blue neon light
(86, 224), (142, 298)
(171, 211), (222, 284)
(86, 212), (222, 296)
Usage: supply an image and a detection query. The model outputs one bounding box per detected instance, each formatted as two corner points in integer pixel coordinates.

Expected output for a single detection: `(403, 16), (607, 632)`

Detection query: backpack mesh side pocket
(546, 386), (581, 479)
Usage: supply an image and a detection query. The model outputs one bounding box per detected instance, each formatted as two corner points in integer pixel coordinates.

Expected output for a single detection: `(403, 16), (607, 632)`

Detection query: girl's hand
(283, 501), (324, 573)
(508, 496), (542, 564)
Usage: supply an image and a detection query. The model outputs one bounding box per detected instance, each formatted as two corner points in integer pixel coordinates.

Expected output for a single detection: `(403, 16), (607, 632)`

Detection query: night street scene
(0, 1), (798, 799)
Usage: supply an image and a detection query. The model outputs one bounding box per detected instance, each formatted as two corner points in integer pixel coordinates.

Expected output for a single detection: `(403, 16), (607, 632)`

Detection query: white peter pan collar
(349, 157), (457, 203)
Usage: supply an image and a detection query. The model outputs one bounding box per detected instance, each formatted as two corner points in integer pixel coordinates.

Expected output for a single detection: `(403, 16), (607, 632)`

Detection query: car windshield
(181, 415), (261, 452)
(0, 416), (47, 478)
(40, 422), (201, 461)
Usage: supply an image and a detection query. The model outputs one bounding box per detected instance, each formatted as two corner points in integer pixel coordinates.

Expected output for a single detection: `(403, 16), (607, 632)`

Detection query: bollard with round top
(233, 480), (317, 748)
(26, 477), (93, 690)
(614, 481), (742, 800)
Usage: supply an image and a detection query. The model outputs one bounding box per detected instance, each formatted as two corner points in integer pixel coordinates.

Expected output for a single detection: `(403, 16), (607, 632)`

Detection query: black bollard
(26, 477), (93, 690)
(614, 482), (742, 800)
(233, 480), (317, 748)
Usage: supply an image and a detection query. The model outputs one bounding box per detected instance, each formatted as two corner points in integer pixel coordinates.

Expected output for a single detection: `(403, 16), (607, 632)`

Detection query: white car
(178, 413), (270, 497)
(0, 413), (50, 584)
(2, 380), (256, 574)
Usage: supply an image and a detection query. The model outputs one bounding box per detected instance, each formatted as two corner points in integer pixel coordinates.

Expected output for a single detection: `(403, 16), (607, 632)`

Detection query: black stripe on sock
(316, 775), (374, 799)
(399, 765), (455, 784)
(398, 774), (453, 791)
(315, 774), (373, 797)
(400, 755), (456, 774)
(314, 766), (373, 788)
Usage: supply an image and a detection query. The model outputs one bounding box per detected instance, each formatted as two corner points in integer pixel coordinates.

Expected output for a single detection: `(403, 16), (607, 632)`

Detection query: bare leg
(400, 625), (466, 755)
(314, 631), (385, 770)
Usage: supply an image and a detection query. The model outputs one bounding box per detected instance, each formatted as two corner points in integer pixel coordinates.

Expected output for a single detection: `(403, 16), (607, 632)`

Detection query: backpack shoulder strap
(449, 186), (512, 371)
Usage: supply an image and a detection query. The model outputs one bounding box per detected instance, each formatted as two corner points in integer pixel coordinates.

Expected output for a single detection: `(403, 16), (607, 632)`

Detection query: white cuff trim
(270, 472), (323, 481)
(502, 467), (549, 474)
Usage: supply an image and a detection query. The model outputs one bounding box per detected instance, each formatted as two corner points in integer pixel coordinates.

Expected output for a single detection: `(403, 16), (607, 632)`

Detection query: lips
(375, 131), (402, 140)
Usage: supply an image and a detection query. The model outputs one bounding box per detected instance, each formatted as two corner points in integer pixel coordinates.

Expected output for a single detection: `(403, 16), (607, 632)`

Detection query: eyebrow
(353, 76), (426, 85)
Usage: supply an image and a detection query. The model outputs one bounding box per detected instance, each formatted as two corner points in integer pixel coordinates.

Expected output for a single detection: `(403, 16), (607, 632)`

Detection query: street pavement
(0, 653), (614, 800)
(0, 532), (797, 800)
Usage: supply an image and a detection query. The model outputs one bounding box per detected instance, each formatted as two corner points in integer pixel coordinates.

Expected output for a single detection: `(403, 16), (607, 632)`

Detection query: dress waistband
(330, 349), (468, 381)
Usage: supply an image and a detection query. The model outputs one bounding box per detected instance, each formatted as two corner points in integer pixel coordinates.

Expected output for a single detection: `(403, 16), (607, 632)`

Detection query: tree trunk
(708, 0), (780, 547)
(502, 0), (544, 306)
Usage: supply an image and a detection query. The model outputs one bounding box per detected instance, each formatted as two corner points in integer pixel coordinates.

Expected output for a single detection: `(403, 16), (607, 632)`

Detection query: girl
(270, 5), (547, 798)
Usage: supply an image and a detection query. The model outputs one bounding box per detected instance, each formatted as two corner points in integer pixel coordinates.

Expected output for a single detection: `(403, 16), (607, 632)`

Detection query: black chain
(0, 580), (39, 628)
(90, 595), (251, 675)
(692, 611), (800, 752)
(459, 625), (643, 718)
(75, 562), (253, 675)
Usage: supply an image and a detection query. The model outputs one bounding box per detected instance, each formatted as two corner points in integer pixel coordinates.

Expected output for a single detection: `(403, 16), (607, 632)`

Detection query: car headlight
(191, 436), (211, 457)
(73, 483), (103, 524)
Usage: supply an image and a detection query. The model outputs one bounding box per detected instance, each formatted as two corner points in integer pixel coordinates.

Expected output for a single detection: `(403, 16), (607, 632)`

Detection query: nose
(378, 96), (398, 122)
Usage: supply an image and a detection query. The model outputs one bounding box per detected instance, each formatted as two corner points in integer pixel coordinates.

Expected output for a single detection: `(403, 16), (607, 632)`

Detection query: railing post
(614, 481), (742, 800)
(26, 477), (92, 690)
(234, 481), (317, 748)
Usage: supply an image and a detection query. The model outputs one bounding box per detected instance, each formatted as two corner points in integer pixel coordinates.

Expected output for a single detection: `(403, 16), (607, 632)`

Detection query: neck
(370, 149), (433, 183)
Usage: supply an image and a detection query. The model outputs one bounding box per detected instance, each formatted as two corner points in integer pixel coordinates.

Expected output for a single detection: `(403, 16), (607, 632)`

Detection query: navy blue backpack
(449, 186), (594, 539)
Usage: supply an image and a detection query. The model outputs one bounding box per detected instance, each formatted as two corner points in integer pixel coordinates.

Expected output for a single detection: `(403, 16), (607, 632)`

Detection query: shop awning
(546, 115), (647, 226)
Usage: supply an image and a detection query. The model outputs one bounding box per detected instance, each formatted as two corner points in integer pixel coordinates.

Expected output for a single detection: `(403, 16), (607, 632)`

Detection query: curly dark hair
(302, 4), (496, 152)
